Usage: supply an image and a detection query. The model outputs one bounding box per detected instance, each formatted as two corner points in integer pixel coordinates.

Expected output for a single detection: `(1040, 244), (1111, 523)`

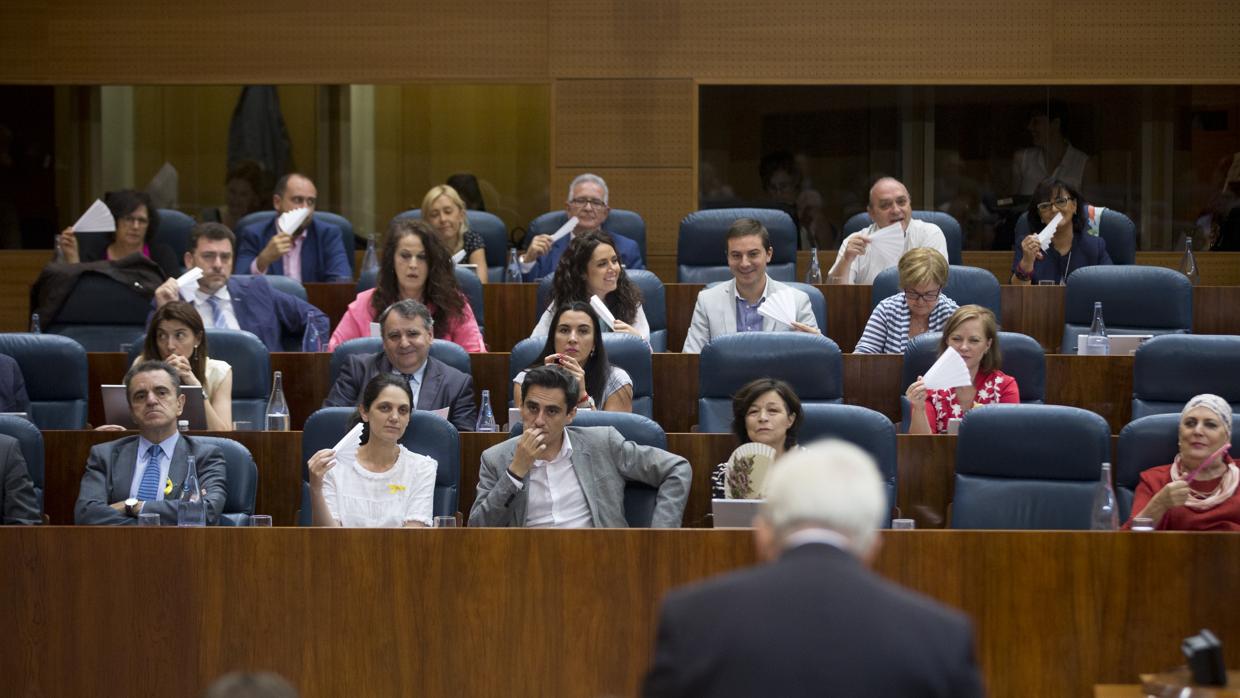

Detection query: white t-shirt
(321, 444), (437, 527)
(833, 218), (949, 285)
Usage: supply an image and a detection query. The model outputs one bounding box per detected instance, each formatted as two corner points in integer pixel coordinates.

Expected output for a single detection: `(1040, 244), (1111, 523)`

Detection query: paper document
(755, 290), (798, 328)
(176, 267), (203, 289)
(1036, 213), (1063, 251)
(73, 199), (115, 232)
(278, 207), (311, 235)
(589, 295), (616, 329)
(921, 347), (973, 390)
(451, 249), (466, 264)
(865, 222), (905, 265)
(548, 216), (579, 244)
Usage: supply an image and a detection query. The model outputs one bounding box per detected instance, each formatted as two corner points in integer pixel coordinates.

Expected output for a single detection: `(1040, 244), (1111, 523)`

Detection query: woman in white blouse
(854, 247), (958, 354)
(530, 230), (650, 342)
(515, 302), (633, 412)
(307, 374), (438, 528)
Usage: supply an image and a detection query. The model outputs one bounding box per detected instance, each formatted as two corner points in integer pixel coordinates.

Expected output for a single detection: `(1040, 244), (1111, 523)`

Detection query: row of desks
(90, 351), (1138, 434)
(41, 429), (1129, 531)
(4, 527), (1238, 698)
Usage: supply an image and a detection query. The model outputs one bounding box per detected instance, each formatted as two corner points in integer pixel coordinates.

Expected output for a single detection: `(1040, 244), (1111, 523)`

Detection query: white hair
(567, 173), (609, 205)
(759, 439), (887, 557)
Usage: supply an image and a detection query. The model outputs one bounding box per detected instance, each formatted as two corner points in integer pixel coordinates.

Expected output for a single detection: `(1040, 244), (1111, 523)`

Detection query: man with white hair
(643, 440), (983, 698)
(518, 173), (645, 280)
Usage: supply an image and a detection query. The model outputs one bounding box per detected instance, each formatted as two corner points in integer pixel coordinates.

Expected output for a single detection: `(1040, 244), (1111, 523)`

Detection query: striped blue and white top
(854, 293), (959, 354)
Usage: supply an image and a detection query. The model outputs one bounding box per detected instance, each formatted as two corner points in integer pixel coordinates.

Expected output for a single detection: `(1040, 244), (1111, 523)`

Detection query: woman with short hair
(855, 247), (958, 354)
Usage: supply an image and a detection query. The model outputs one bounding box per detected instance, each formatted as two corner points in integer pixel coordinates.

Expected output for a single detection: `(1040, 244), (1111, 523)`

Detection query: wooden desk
(3, 528), (1237, 698)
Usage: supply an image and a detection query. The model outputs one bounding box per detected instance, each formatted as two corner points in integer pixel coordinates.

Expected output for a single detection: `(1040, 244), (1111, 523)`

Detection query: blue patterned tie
(206, 295), (227, 329)
(136, 444), (163, 501)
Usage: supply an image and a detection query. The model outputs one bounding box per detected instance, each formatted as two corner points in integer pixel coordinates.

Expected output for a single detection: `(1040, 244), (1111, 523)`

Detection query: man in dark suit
(0, 434), (40, 524)
(517, 173), (644, 280)
(643, 440), (984, 698)
(75, 360), (227, 525)
(0, 353), (30, 414)
(323, 299), (476, 431)
(234, 172), (352, 282)
(153, 222), (330, 352)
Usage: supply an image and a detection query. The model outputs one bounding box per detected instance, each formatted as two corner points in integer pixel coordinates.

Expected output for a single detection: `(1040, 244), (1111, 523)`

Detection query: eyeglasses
(1036, 196), (1074, 213)
(904, 288), (941, 303)
(120, 215), (149, 226)
(569, 197), (607, 210)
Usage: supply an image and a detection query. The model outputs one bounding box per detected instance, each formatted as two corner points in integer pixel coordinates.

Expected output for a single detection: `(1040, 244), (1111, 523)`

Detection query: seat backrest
(193, 435), (258, 526)
(508, 337), (546, 406)
(0, 333), (88, 429)
(843, 211), (963, 265)
(396, 209), (510, 281)
(798, 403), (897, 525)
(0, 414), (44, 514)
(204, 329), (271, 427)
(897, 331), (1045, 430)
(1132, 334), (1240, 419)
(677, 208), (797, 283)
(154, 208), (195, 266)
(952, 404), (1110, 530)
(46, 273), (152, 352)
(698, 333), (843, 432)
(525, 209), (647, 261)
(1014, 208), (1137, 265)
(1115, 414), (1240, 522)
(265, 274), (308, 301)
(535, 270), (669, 352)
(1061, 265), (1192, 353)
(236, 210), (355, 275)
(355, 267), (485, 337)
(602, 333), (653, 419)
(870, 265), (1001, 317)
(330, 338), (472, 388)
(300, 407), (460, 521)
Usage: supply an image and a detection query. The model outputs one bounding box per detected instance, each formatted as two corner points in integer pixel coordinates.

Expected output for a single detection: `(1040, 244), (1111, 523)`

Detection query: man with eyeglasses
(235, 172), (353, 283)
(828, 177), (948, 285)
(517, 173), (645, 280)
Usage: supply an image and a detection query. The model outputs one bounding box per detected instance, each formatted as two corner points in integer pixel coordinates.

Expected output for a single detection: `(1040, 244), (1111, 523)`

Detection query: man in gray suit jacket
(322, 299), (476, 431)
(682, 218), (820, 353)
(469, 365), (690, 528)
(75, 361), (227, 525)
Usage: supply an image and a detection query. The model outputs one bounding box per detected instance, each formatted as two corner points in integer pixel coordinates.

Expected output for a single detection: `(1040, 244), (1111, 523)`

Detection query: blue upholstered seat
(1131, 334), (1240, 419)
(0, 333), (88, 429)
(1061, 266), (1192, 353)
(870, 264), (1000, 317)
(194, 435), (258, 526)
(677, 208), (798, 283)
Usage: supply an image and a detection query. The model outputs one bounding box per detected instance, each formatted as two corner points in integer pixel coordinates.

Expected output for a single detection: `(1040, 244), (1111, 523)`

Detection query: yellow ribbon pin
(164, 477), (173, 495)
(387, 484), (406, 494)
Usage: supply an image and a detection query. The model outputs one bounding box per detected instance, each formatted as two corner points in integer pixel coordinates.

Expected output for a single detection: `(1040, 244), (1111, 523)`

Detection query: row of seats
(8, 402), (1226, 530)
(5, 330), (1238, 435)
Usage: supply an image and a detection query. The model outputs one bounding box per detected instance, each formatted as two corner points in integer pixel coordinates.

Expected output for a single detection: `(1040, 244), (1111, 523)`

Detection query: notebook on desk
(101, 384), (207, 430)
(711, 499), (762, 528)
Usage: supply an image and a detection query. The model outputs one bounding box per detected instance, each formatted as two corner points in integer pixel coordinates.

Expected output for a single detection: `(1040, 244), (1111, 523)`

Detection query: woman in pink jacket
(329, 218), (484, 352)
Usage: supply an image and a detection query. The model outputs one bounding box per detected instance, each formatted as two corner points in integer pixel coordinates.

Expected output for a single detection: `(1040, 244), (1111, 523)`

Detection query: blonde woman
(422, 184), (487, 281)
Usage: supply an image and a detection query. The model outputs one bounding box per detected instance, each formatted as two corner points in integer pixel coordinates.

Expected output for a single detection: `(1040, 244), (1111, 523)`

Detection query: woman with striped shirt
(854, 247), (958, 354)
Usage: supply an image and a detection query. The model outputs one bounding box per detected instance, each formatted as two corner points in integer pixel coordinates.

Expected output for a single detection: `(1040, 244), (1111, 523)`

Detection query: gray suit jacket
(1, 435), (40, 525)
(469, 425), (691, 528)
(681, 276), (817, 353)
(74, 434), (227, 526)
(323, 353), (477, 432)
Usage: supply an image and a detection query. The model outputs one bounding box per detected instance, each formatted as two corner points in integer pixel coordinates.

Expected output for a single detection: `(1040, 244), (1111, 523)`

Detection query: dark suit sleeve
(138, 441), (228, 525)
(270, 284), (331, 349)
(324, 356), (366, 408)
(619, 235), (645, 270)
(1, 437), (40, 525)
(150, 243), (182, 278)
(947, 617), (986, 698)
(75, 443), (131, 525)
(1, 356), (30, 413)
(234, 224), (264, 275)
(448, 373), (477, 432)
(642, 597), (687, 698)
(319, 226), (353, 282)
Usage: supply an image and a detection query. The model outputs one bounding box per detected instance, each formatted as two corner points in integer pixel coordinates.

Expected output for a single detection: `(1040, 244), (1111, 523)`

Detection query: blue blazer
(227, 276), (331, 352)
(235, 217), (352, 283)
(1011, 232), (1112, 284)
(525, 229), (645, 281)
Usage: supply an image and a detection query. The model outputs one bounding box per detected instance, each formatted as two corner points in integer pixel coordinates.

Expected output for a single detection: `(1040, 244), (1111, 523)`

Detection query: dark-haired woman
(710, 378), (803, 498)
(328, 217), (484, 351)
(514, 302), (632, 412)
(531, 230), (649, 341)
(1010, 177), (1112, 285)
(138, 301), (232, 431)
(57, 189), (180, 276)
(307, 373), (438, 528)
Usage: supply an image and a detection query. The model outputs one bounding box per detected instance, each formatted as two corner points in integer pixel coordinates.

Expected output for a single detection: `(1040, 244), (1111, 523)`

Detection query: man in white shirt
(828, 177), (949, 285)
(469, 365), (691, 528)
(681, 218), (819, 354)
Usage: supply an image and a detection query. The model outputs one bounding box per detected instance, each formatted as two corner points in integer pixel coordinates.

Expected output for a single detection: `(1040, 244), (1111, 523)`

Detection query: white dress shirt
(182, 285), (241, 331)
(830, 219), (949, 285)
(508, 431), (593, 528)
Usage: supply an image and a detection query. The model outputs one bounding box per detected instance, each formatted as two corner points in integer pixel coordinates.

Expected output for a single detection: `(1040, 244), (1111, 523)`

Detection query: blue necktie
(137, 444), (163, 501)
(206, 295), (227, 329)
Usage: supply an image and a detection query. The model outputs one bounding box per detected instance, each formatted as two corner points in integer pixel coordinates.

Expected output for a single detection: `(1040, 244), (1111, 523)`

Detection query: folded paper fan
(922, 346), (973, 390)
(278, 207), (311, 235)
(756, 290), (798, 328)
(332, 422), (365, 456)
(590, 295), (616, 330)
(724, 442), (778, 499)
(1036, 212), (1063, 251)
(548, 216), (579, 244)
(451, 249), (466, 264)
(72, 199), (115, 233)
(865, 222), (905, 265)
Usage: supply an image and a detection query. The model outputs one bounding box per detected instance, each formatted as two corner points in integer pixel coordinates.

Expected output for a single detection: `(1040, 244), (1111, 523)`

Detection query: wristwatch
(124, 498), (139, 517)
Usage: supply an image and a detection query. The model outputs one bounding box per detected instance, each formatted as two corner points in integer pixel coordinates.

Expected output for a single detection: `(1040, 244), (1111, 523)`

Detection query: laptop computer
(711, 499), (762, 528)
(101, 384), (208, 430)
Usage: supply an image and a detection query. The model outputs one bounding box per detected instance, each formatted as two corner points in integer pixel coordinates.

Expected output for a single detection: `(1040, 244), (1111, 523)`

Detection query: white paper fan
(548, 216), (579, 244)
(865, 222), (905, 267)
(1036, 212), (1063, 251)
(278, 207), (311, 235)
(176, 267), (203, 290)
(589, 295), (616, 330)
(756, 290), (797, 328)
(332, 422), (365, 456)
(724, 442), (778, 499)
(450, 248), (466, 264)
(72, 199), (115, 233)
(922, 346), (973, 390)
